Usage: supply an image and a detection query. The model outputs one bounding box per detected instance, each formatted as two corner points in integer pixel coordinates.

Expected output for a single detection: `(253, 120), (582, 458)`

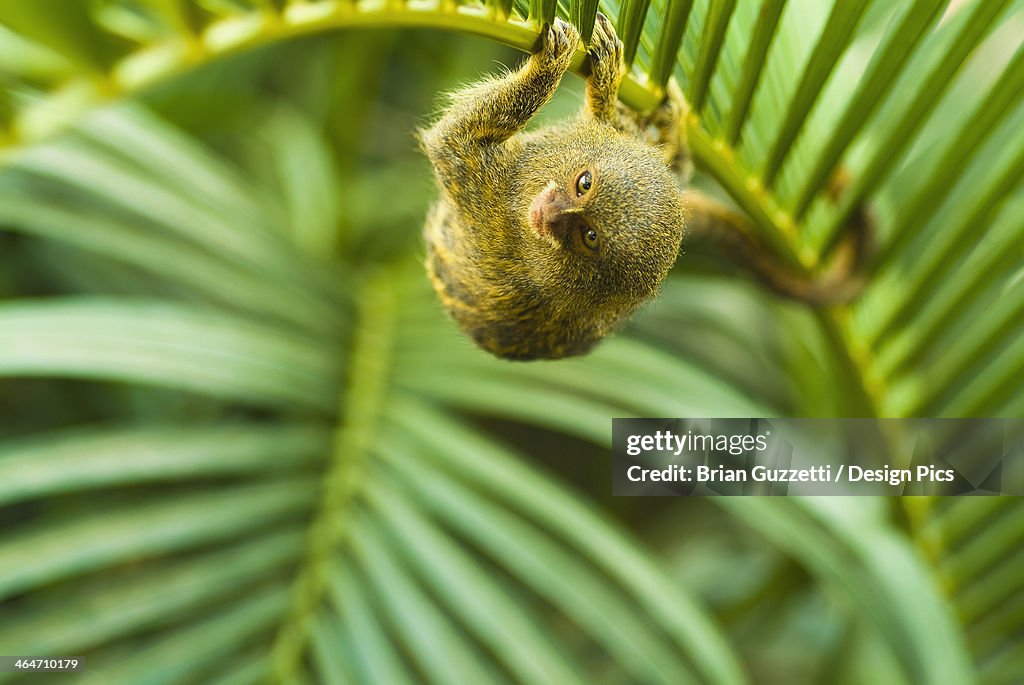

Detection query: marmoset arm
(419, 20), (580, 210)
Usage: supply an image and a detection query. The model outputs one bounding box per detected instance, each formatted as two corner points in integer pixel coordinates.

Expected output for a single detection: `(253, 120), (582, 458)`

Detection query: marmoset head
(517, 121), (685, 318)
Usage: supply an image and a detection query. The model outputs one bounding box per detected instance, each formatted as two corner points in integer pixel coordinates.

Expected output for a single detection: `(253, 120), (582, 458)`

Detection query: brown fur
(420, 16), (685, 360)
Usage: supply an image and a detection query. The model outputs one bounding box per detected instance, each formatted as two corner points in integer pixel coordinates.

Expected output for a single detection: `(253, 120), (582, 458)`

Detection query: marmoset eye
(581, 226), (600, 250)
(575, 170), (593, 196)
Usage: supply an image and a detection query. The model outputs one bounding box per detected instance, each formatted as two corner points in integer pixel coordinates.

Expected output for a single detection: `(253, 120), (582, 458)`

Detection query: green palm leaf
(1, 1), (1022, 683)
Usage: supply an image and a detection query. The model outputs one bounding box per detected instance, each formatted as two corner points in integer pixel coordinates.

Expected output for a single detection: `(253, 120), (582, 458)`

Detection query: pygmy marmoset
(420, 15), (684, 360)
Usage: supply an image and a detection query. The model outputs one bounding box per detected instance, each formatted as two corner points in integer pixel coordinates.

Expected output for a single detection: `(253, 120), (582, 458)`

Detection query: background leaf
(1, 1), (1022, 683)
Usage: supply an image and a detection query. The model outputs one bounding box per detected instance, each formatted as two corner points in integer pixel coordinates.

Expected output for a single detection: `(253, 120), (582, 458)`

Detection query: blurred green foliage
(0, 1), (1023, 684)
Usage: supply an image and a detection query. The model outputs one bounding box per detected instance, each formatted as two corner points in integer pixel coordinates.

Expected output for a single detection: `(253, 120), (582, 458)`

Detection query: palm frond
(0, 103), (758, 684)
(911, 498), (1024, 685)
(1, 2), (1023, 683)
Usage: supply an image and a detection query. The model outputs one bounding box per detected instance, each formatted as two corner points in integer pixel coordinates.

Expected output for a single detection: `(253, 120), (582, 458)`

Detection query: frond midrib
(269, 269), (399, 679)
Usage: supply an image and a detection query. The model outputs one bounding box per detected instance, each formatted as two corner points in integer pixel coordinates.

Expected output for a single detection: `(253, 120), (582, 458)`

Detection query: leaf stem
(270, 269), (397, 681)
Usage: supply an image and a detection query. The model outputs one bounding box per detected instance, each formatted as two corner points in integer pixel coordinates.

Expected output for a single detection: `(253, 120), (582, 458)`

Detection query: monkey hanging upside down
(420, 16), (683, 360)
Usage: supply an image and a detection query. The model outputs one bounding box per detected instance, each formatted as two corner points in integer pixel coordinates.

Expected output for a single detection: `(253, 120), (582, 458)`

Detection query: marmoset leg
(583, 24), (691, 178)
(651, 80), (692, 177)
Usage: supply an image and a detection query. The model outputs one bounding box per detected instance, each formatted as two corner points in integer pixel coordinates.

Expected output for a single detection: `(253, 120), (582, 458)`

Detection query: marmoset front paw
(537, 18), (579, 70)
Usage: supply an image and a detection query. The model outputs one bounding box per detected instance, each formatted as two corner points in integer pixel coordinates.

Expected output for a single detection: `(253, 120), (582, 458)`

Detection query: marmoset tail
(419, 15), (685, 360)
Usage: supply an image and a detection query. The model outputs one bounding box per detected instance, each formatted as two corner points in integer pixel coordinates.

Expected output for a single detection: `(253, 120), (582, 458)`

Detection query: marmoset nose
(529, 183), (574, 239)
